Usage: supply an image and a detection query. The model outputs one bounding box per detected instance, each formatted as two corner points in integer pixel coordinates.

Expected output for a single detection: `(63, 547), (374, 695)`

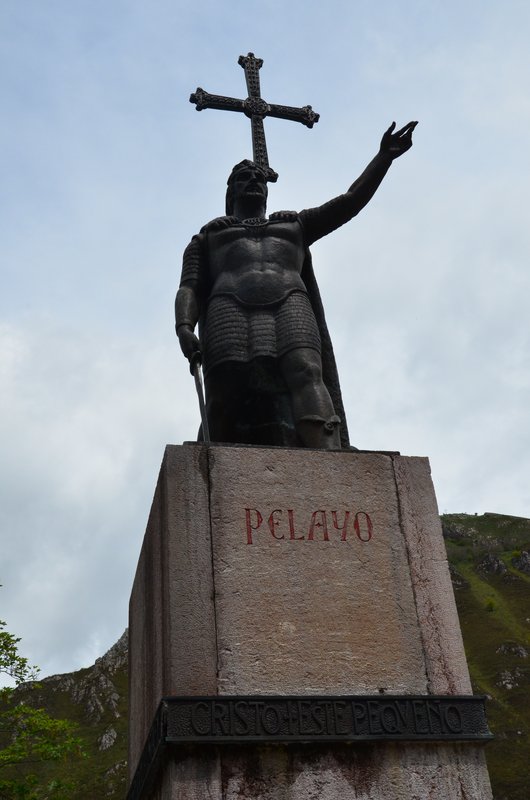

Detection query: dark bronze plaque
(127, 694), (491, 800)
(165, 694), (491, 743)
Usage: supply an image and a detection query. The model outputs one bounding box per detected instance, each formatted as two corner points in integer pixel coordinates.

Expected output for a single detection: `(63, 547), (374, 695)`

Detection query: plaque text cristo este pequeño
(164, 696), (492, 742)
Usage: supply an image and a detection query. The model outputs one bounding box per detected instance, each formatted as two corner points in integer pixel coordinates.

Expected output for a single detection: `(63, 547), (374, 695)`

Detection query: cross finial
(190, 52), (320, 182)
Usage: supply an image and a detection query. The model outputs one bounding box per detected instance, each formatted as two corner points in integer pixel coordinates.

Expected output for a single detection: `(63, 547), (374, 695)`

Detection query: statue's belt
(206, 287), (308, 310)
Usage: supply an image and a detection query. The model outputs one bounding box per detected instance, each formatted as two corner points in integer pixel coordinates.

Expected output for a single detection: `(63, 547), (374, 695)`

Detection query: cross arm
(190, 90), (319, 129)
(190, 88), (246, 114)
(267, 103), (320, 129)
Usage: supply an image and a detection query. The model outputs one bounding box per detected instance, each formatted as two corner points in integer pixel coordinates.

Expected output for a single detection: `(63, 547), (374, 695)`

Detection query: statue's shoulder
(269, 210), (299, 222)
(199, 215), (239, 234)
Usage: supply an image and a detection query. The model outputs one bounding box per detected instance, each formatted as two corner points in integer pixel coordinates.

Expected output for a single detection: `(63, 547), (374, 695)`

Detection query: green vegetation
(442, 512), (530, 800)
(7, 635), (128, 800)
(0, 616), (84, 799)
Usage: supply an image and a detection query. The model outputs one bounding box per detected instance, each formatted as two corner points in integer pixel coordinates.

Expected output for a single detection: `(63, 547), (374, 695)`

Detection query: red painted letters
(268, 509), (284, 539)
(245, 507), (374, 544)
(245, 508), (263, 545)
(354, 511), (373, 542)
(332, 510), (350, 540)
(308, 510), (329, 541)
(288, 509), (304, 540)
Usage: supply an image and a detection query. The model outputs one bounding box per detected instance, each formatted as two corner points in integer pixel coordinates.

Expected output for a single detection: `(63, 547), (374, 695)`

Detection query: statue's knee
(296, 414), (342, 450)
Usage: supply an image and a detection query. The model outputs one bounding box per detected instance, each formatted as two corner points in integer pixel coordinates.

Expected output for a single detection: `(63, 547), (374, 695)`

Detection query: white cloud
(0, 318), (198, 673)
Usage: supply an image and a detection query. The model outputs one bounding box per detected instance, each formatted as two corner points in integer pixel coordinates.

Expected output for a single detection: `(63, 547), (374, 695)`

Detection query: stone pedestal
(128, 444), (492, 799)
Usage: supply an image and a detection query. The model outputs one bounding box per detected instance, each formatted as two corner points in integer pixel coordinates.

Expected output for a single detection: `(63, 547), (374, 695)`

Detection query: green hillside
(6, 632), (129, 799)
(7, 512), (530, 799)
(442, 512), (530, 800)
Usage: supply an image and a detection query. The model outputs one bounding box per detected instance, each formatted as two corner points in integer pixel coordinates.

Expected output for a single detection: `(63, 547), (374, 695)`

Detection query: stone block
(128, 444), (492, 799)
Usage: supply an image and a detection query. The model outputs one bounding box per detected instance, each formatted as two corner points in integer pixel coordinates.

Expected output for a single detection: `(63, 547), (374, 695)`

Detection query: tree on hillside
(0, 613), (84, 800)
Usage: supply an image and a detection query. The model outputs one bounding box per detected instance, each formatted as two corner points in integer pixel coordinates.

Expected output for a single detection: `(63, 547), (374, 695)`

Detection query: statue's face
(231, 165), (268, 207)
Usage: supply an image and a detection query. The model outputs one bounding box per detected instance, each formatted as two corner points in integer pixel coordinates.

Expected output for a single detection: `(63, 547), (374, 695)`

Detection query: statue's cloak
(299, 248), (350, 449)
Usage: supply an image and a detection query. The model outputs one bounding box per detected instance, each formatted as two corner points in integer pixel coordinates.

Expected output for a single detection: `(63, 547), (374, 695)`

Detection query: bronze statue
(177, 54), (417, 448)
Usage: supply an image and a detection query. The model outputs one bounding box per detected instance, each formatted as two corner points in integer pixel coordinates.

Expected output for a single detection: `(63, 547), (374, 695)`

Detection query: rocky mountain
(12, 512), (530, 800)
(12, 630), (129, 798)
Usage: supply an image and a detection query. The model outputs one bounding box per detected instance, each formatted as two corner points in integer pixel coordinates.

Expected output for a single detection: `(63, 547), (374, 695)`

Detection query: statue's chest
(206, 220), (307, 303)
(207, 220), (304, 268)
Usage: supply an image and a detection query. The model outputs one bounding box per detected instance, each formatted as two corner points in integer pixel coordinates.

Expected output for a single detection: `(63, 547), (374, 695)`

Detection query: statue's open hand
(178, 325), (201, 364)
(380, 121), (418, 159)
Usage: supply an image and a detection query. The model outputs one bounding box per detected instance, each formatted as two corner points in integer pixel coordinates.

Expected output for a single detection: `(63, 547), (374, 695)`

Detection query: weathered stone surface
(151, 750), (222, 800)
(219, 743), (492, 799)
(209, 447), (426, 695)
(128, 445), (218, 783)
(128, 444), (492, 799)
(392, 456), (472, 695)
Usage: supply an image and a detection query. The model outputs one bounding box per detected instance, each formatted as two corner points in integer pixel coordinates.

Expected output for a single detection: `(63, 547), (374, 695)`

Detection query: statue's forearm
(301, 150), (393, 245)
(345, 150), (393, 213)
(175, 285), (200, 332)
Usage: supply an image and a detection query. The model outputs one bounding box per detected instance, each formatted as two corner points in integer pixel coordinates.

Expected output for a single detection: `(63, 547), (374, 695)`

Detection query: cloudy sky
(1, 1), (529, 678)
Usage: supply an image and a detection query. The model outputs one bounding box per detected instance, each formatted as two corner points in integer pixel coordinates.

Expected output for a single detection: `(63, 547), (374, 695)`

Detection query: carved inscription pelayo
(244, 508), (373, 544)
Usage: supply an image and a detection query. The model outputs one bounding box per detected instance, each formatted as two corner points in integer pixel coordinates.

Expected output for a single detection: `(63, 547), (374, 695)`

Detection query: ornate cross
(189, 52), (320, 182)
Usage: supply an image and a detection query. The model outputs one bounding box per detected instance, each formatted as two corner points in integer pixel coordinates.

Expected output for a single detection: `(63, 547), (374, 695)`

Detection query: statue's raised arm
(301, 121), (418, 246)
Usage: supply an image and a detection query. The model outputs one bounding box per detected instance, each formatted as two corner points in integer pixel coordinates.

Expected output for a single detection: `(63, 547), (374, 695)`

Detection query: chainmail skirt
(203, 290), (321, 373)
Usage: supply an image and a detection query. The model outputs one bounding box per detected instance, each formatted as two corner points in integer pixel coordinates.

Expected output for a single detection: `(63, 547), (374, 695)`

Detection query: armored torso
(205, 216), (307, 307)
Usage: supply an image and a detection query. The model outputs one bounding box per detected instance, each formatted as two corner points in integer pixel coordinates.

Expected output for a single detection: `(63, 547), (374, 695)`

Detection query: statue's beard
(237, 192), (266, 217)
